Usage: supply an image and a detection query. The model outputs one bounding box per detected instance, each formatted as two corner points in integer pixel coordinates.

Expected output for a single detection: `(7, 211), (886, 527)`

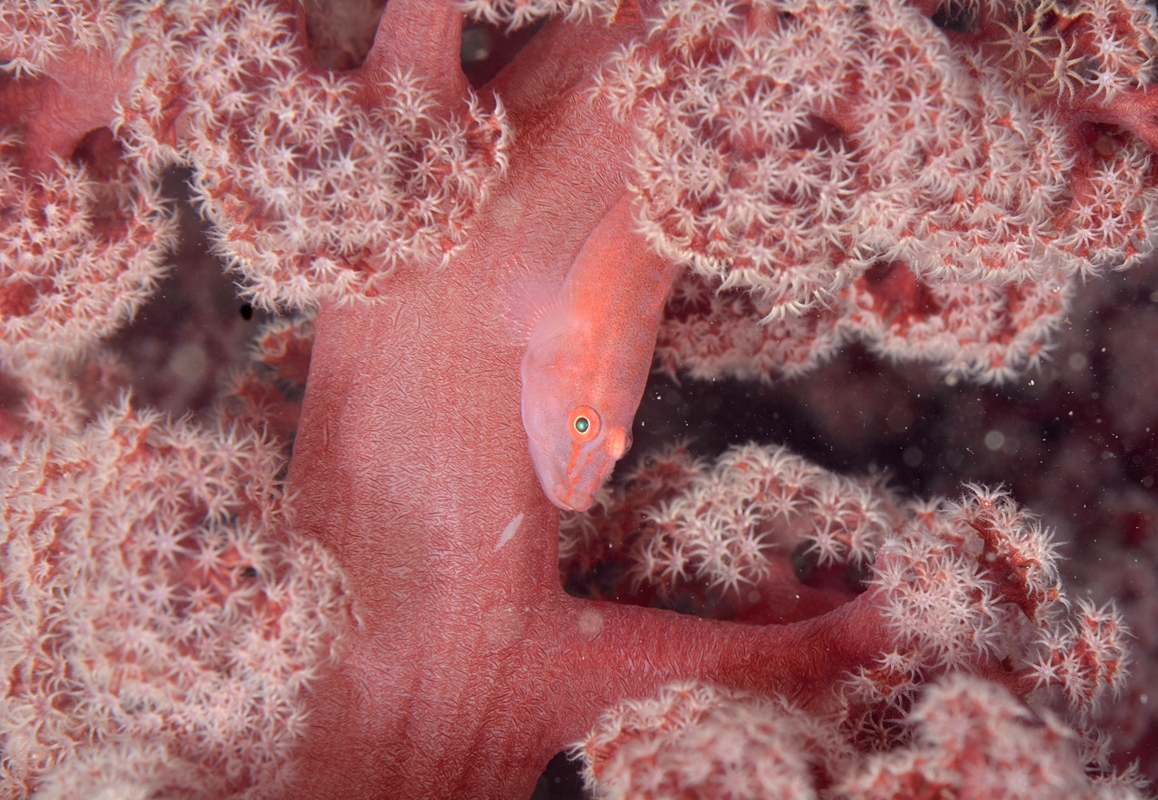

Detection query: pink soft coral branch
(283, 3), (1140, 796)
(282, 8), (899, 793)
(3, 0), (1158, 797)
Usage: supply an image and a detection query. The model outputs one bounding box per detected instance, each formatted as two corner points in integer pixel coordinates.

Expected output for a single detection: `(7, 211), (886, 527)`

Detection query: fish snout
(550, 477), (597, 512)
(527, 424), (634, 512)
(553, 427), (633, 511)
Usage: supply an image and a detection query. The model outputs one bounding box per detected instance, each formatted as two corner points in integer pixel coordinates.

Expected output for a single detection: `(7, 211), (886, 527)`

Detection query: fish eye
(569, 406), (600, 442)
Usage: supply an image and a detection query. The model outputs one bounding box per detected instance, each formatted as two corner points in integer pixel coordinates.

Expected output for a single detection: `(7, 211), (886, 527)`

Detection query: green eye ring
(569, 406), (600, 442)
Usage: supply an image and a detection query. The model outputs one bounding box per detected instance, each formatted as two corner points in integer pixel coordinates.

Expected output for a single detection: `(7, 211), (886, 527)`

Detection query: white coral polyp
(625, 443), (900, 594)
(463, 0), (620, 28)
(122, 0), (511, 310)
(0, 0), (124, 78)
(602, 0), (1158, 317)
(0, 400), (353, 799)
(576, 680), (850, 800)
(0, 130), (176, 358)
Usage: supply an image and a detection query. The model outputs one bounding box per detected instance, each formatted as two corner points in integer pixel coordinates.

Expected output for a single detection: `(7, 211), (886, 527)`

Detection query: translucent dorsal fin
(502, 260), (572, 346)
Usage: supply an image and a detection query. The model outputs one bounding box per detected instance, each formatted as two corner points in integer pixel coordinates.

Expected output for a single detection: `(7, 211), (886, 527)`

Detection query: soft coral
(282, 4), (904, 796)
(282, 3), (1129, 796)
(2, 0), (1153, 796)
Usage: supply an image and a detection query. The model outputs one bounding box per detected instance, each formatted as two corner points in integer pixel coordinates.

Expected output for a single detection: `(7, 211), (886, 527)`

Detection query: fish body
(516, 195), (680, 511)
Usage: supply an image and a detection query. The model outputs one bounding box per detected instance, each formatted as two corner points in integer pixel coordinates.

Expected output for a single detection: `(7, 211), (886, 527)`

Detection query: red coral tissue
(3, 0), (1158, 798)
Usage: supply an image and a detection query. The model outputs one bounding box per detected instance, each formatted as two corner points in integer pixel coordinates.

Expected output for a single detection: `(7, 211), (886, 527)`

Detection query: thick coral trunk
(288, 286), (889, 797)
(284, 13), (891, 795)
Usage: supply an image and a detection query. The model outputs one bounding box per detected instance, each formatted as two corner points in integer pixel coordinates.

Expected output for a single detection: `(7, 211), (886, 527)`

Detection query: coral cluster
(566, 449), (1138, 797)
(581, 674), (1134, 800)
(0, 129), (174, 358)
(3, 0), (1158, 797)
(600, 0), (1158, 319)
(0, 399), (352, 799)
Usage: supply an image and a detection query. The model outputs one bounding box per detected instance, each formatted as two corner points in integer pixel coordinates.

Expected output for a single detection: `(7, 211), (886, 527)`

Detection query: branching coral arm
(356, 0), (470, 110)
(281, 2), (891, 795)
(282, 8), (654, 796)
(0, 7), (133, 172)
(286, 283), (893, 796)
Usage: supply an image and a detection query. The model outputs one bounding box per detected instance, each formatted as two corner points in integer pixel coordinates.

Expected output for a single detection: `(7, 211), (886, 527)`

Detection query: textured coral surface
(3, 0), (1158, 798)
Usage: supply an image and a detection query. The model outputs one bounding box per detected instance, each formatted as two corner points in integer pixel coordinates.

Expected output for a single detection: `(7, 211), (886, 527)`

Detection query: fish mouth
(533, 457), (600, 512)
(549, 450), (611, 512)
(528, 446), (590, 511)
(527, 437), (619, 512)
(548, 481), (595, 512)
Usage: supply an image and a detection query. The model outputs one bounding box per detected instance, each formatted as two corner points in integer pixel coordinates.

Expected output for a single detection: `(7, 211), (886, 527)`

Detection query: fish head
(521, 350), (632, 512)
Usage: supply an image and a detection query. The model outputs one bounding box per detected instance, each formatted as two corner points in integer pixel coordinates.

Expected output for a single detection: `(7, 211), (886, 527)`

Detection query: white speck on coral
(578, 607), (604, 638)
(495, 512), (525, 551)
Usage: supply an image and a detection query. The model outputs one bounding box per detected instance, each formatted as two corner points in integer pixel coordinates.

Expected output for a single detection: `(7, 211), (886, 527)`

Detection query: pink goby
(515, 194), (681, 510)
